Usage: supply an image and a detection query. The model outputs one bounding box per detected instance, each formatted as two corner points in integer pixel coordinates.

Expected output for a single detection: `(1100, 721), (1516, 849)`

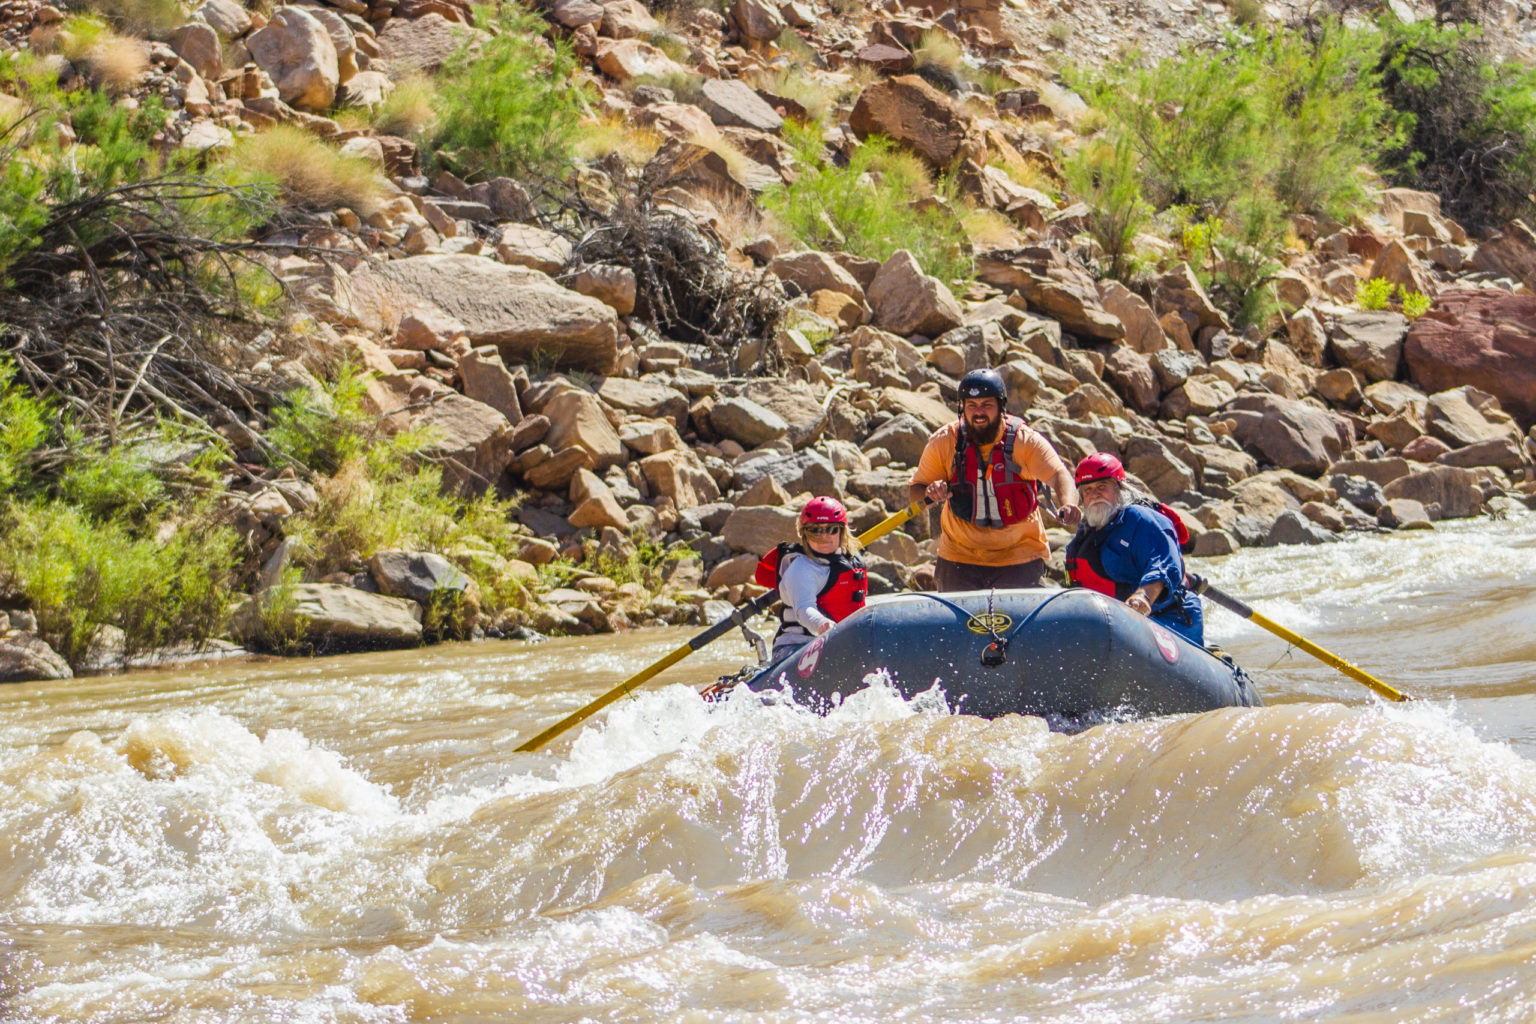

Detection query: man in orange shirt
(907, 369), (1081, 591)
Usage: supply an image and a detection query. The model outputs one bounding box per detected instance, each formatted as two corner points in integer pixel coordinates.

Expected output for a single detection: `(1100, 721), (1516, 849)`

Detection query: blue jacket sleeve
(1124, 507), (1185, 602)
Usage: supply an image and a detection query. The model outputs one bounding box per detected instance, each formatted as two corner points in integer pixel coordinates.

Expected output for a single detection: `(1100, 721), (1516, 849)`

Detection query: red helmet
(1074, 452), (1126, 486)
(800, 496), (848, 525)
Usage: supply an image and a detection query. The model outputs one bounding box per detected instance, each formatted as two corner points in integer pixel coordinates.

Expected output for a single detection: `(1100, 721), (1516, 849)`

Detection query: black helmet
(957, 368), (1007, 410)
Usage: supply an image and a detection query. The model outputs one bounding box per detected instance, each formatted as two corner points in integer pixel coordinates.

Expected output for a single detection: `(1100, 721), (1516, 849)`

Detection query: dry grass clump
(52, 16), (148, 94)
(747, 63), (837, 124)
(574, 114), (663, 166)
(372, 75), (437, 137)
(234, 124), (388, 214)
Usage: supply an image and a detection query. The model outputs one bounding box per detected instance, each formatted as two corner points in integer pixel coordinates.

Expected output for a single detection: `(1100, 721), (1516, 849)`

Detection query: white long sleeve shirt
(772, 551), (836, 655)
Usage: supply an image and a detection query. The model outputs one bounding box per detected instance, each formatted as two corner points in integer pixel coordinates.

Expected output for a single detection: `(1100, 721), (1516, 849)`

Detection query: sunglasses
(804, 524), (843, 537)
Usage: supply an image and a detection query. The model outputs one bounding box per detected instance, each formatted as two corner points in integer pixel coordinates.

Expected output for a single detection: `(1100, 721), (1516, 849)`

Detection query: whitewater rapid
(2, 516), (1534, 1022)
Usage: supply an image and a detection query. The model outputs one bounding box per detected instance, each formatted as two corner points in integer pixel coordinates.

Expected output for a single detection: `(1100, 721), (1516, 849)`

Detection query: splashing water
(2, 518), (1536, 1022)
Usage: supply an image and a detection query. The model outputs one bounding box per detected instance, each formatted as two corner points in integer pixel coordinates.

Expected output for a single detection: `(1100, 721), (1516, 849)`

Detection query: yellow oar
(1189, 575), (1411, 702)
(514, 497), (934, 752)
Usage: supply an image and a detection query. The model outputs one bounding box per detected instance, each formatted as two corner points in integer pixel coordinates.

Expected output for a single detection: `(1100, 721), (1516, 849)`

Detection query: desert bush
(0, 94), (275, 456)
(1062, 135), (1151, 279)
(1073, 21), (1394, 220)
(263, 362), (381, 475)
(1377, 19), (1536, 230)
(763, 124), (974, 288)
(427, 3), (585, 189)
(0, 499), (237, 667)
(574, 114), (663, 166)
(566, 167), (784, 369)
(0, 362), (238, 667)
(745, 63), (836, 124)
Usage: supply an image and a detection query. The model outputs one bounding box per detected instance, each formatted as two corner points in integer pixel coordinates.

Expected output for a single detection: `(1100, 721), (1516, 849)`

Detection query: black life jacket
(947, 415), (1039, 527)
(1066, 499), (1192, 604)
(754, 543), (867, 635)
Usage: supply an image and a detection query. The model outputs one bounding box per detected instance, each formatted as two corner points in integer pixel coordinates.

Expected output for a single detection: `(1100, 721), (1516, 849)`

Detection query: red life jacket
(755, 543), (867, 630)
(1065, 499), (1192, 600)
(947, 415), (1039, 527)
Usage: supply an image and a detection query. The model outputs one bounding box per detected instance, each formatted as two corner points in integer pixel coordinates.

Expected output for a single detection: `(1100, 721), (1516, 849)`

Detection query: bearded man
(907, 368), (1080, 592)
(1064, 452), (1204, 645)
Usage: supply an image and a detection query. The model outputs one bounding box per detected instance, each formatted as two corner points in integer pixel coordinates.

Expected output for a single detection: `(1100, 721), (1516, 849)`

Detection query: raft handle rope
(981, 589), (1008, 666)
(911, 587), (1080, 668)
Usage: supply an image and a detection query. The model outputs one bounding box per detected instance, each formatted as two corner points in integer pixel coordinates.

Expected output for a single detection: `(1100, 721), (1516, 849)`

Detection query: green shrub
(1062, 135), (1151, 279)
(0, 500), (237, 668)
(0, 360), (47, 496)
(588, 532), (682, 591)
(1377, 19), (1536, 230)
(763, 124), (974, 289)
(1356, 276), (1393, 310)
(1072, 21), (1394, 219)
(1399, 287), (1431, 318)
(426, 3), (585, 186)
(264, 362), (379, 475)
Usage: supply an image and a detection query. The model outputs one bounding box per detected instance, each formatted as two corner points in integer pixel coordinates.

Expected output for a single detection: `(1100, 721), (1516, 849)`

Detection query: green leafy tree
(1377, 18), (1536, 230)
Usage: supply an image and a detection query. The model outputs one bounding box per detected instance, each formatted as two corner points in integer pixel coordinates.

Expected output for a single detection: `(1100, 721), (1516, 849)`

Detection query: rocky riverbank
(2, 0), (1535, 681)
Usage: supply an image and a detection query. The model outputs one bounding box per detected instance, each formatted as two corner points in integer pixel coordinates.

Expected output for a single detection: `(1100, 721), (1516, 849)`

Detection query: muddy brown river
(2, 516), (1535, 1022)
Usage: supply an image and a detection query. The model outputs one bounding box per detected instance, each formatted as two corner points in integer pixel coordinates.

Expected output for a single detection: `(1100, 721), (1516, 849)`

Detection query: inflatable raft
(743, 588), (1263, 729)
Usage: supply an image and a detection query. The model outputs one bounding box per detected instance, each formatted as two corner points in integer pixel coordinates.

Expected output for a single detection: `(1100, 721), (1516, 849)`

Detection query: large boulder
(1381, 465), (1484, 519)
(233, 584), (422, 649)
(542, 389), (625, 471)
(196, 0), (251, 38)
(368, 550), (473, 605)
(709, 395), (790, 448)
(1153, 263), (1230, 338)
(1404, 289), (1536, 425)
(412, 393), (514, 495)
(730, 0), (786, 41)
(879, 387), (954, 432)
(346, 255), (620, 374)
(598, 377), (689, 423)
(849, 74), (983, 170)
(0, 632), (73, 682)
(867, 249), (964, 337)
(1328, 311), (1407, 383)
(733, 448), (838, 497)
(771, 250), (868, 306)
(1424, 386), (1516, 448)
(568, 467), (629, 530)
(1098, 280), (1166, 352)
(457, 347), (523, 424)
(1122, 435), (1199, 501)
(376, 13), (483, 76)
(698, 77), (783, 132)
(721, 504), (798, 553)
(1469, 218), (1536, 292)
(844, 466), (914, 515)
(1219, 394), (1346, 475)
(862, 413), (930, 466)
(740, 379), (829, 448)
(593, 38), (689, 82)
(246, 7), (339, 111)
(976, 247), (1125, 341)
(639, 449), (721, 508)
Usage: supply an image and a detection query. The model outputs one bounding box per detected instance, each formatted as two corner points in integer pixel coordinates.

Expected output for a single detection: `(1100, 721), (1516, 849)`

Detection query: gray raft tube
(746, 588), (1263, 731)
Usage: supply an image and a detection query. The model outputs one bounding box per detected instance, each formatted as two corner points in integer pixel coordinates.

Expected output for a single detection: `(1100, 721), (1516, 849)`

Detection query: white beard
(1084, 491), (1130, 529)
